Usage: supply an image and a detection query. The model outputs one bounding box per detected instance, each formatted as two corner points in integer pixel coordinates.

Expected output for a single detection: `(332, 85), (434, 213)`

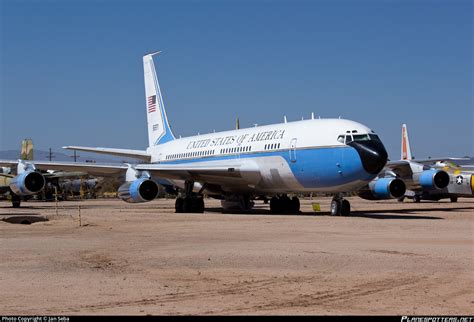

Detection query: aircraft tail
(401, 124), (413, 160)
(143, 52), (175, 147)
(21, 139), (33, 160)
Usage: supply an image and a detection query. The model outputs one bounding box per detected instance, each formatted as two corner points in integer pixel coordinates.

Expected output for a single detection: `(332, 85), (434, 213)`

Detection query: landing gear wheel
(330, 199), (341, 216)
(270, 195), (300, 213)
(176, 180), (205, 213)
(450, 197), (458, 203)
(291, 197), (300, 212)
(196, 197), (205, 213)
(182, 196), (205, 213)
(175, 197), (184, 213)
(340, 199), (351, 216)
(11, 194), (21, 208)
(270, 197), (280, 213)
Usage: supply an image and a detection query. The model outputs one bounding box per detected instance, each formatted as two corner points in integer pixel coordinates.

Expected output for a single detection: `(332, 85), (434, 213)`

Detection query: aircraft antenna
(284, 116), (287, 123)
(311, 112), (314, 119)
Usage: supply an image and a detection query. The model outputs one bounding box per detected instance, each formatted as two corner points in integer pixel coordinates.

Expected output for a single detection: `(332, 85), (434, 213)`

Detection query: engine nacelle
(117, 178), (159, 203)
(418, 169), (449, 190)
(9, 171), (46, 196)
(358, 177), (406, 200)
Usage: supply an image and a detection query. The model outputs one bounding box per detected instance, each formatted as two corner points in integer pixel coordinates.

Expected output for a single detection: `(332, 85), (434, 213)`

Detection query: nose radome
(348, 140), (388, 175)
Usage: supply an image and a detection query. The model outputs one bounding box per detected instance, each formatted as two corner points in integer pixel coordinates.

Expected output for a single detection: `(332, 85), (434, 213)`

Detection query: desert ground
(0, 197), (473, 315)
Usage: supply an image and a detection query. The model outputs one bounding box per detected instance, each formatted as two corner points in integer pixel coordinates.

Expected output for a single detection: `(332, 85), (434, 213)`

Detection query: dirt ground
(0, 197), (473, 315)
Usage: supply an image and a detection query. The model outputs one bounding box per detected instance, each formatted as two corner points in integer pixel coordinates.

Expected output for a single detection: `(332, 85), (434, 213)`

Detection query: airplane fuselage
(147, 118), (387, 194)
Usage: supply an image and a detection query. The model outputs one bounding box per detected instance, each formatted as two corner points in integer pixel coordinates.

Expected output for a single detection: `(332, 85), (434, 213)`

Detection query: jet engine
(357, 177), (406, 200)
(117, 178), (159, 203)
(417, 169), (449, 190)
(9, 171), (46, 196)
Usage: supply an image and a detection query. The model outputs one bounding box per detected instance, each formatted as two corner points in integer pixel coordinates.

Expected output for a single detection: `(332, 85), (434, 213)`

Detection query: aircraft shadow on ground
(0, 212), (43, 216)
(204, 206), (474, 220)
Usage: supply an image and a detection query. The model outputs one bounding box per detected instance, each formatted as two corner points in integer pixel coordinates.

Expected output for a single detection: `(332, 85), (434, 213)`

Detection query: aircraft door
(289, 138), (297, 163)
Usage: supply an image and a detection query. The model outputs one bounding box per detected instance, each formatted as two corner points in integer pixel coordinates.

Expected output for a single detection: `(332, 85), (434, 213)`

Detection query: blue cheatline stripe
(156, 146), (375, 189)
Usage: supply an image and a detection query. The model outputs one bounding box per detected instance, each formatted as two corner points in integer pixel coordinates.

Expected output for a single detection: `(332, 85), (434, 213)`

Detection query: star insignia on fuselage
(456, 175), (463, 184)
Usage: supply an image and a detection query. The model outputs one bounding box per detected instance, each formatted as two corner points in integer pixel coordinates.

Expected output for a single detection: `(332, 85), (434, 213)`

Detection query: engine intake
(358, 177), (406, 200)
(117, 178), (159, 203)
(9, 171), (46, 196)
(418, 169), (449, 190)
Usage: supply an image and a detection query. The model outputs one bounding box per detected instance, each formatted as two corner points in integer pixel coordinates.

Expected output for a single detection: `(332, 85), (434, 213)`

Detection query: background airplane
(396, 124), (473, 202)
(0, 139), (96, 207)
(358, 124), (472, 203)
(2, 52), (397, 215)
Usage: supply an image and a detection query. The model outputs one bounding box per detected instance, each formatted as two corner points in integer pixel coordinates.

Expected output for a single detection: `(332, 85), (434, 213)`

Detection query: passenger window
(337, 135), (345, 143)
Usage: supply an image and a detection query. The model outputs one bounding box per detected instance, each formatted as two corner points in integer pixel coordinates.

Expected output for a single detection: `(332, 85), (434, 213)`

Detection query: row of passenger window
(219, 146), (251, 154)
(165, 149), (215, 160)
(264, 143), (281, 150)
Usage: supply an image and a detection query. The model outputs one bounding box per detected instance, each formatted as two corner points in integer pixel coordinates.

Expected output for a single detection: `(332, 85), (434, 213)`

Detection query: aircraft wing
(0, 160), (260, 183)
(383, 160), (416, 178)
(44, 171), (90, 179)
(0, 160), (128, 177)
(410, 157), (470, 164)
(135, 162), (260, 182)
(62, 146), (151, 162)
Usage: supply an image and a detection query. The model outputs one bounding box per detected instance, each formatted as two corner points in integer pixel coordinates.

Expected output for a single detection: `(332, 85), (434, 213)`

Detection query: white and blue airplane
(0, 52), (399, 215)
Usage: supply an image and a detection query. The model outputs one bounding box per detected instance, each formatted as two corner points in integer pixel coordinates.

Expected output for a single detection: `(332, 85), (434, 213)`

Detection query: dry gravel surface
(1, 197), (473, 315)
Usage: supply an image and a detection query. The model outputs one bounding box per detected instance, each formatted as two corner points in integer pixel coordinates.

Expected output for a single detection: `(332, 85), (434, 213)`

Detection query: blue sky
(1, 0), (472, 160)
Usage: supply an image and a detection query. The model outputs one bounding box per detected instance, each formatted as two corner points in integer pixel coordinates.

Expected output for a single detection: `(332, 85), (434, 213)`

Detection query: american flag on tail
(148, 95), (157, 113)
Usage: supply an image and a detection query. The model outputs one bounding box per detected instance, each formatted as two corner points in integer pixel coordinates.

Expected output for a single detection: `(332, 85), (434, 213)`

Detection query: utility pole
(48, 148), (55, 161)
(70, 150), (80, 162)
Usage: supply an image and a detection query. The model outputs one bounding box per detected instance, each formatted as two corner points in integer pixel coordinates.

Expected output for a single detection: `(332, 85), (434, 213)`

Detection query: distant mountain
(0, 149), (141, 164)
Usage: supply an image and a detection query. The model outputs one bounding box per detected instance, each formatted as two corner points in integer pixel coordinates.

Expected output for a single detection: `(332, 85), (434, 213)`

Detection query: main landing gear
(270, 195), (300, 213)
(11, 193), (21, 208)
(175, 180), (205, 213)
(330, 195), (351, 216)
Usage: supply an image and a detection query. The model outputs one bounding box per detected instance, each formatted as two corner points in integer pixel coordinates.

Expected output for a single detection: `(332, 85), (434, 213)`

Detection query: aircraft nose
(347, 140), (388, 175)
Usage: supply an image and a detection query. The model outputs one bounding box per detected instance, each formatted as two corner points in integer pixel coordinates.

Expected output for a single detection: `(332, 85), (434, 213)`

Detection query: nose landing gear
(330, 195), (350, 216)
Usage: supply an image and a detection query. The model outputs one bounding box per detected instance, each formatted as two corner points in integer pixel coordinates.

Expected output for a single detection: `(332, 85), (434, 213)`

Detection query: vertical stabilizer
(401, 124), (413, 160)
(21, 139), (33, 160)
(143, 52), (175, 146)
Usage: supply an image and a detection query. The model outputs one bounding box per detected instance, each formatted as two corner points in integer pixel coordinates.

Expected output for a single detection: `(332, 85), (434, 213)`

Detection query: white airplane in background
(1, 52), (397, 216)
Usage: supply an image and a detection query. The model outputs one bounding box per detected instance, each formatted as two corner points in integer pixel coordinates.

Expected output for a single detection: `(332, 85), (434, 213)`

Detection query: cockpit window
(338, 133), (380, 144)
(353, 134), (370, 141)
(369, 134), (381, 142)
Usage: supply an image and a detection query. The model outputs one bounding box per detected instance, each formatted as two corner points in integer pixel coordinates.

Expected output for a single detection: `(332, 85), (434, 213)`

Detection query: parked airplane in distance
(0, 140), (91, 207)
(1, 52), (395, 215)
(358, 123), (472, 203)
(397, 124), (473, 202)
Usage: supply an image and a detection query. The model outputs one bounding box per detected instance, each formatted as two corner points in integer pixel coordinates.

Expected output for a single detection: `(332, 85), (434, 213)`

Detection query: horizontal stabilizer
(63, 146), (151, 162)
